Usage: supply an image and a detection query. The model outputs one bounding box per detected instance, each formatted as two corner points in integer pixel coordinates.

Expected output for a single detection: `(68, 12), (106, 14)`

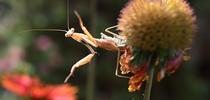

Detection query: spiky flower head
(117, 0), (197, 92)
(118, 0), (196, 51)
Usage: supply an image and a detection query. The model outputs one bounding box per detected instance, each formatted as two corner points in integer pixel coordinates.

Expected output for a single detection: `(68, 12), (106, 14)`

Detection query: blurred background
(0, 0), (209, 100)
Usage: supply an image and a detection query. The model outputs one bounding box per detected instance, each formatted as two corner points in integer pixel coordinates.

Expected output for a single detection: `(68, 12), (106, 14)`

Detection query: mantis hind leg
(105, 25), (119, 36)
(104, 25), (125, 42)
(115, 49), (130, 78)
(105, 26), (129, 78)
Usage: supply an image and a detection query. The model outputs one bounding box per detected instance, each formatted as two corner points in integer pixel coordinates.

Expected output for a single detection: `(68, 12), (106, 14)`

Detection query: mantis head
(65, 28), (75, 37)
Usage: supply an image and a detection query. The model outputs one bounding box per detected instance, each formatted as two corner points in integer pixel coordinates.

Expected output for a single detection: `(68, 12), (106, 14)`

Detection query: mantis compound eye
(65, 28), (75, 37)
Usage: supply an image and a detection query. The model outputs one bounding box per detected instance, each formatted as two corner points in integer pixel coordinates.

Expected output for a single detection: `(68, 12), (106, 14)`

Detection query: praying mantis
(24, 0), (129, 83)
(64, 11), (128, 82)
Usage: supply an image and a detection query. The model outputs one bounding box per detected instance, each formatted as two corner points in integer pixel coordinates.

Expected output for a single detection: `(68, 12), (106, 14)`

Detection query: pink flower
(35, 35), (53, 51)
(165, 53), (184, 73)
(157, 53), (184, 81)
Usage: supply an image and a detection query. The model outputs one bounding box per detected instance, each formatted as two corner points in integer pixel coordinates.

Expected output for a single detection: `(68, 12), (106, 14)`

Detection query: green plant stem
(143, 67), (155, 100)
(86, 61), (96, 100)
(86, 0), (97, 100)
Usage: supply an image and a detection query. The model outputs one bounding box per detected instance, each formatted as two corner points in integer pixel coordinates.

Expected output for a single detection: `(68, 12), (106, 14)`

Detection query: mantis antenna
(67, 0), (70, 30)
(22, 0), (71, 33)
(21, 0), (71, 34)
(21, 29), (67, 33)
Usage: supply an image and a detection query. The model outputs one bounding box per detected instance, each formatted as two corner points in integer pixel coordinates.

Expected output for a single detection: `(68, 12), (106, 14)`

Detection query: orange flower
(128, 63), (148, 92)
(120, 46), (133, 74)
(1, 74), (40, 96)
(120, 46), (150, 92)
(30, 83), (50, 99)
(1, 74), (78, 100)
(46, 84), (78, 100)
(120, 46), (145, 74)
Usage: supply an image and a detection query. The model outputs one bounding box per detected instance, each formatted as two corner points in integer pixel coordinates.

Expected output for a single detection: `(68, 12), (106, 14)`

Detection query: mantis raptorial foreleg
(64, 42), (96, 83)
(74, 11), (98, 47)
(64, 53), (95, 83)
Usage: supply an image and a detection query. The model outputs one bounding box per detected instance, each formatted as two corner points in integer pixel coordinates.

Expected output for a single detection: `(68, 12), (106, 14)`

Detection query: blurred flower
(0, 58), (10, 71)
(35, 35), (53, 51)
(8, 46), (25, 67)
(1, 74), (40, 96)
(117, 0), (196, 92)
(47, 85), (78, 100)
(0, 46), (26, 72)
(1, 74), (78, 100)
(30, 83), (49, 99)
(48, 52), (63, 67)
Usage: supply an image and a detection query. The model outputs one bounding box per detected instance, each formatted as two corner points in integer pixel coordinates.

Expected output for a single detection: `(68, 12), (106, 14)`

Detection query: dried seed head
(118, 0), (196, 51)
